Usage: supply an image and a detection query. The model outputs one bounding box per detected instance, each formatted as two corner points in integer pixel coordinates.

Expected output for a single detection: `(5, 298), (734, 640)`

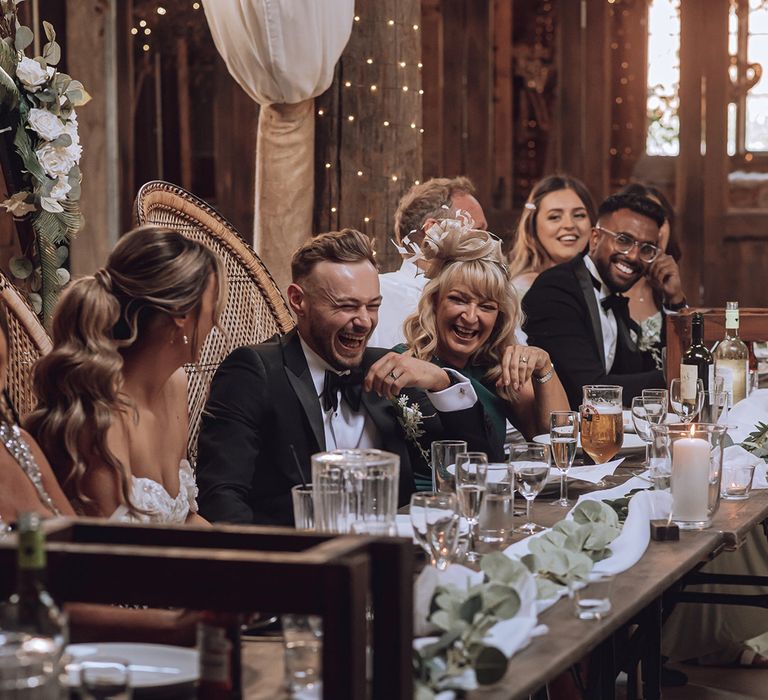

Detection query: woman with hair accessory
(27, 225), (226, 524)
(616, 182), (685, 370)
(395, 215), (569, 452)
(508, 174), (597, 296)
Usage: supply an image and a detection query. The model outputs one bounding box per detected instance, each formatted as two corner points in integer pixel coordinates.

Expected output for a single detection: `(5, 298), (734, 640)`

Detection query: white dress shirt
(369, 258), (427, 349)
(582, 255), (618, 372)
(299, 336), (478, 451)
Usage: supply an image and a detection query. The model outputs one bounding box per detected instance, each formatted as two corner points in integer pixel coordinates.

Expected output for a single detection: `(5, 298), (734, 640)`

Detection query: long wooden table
(238, 475), (768, 699)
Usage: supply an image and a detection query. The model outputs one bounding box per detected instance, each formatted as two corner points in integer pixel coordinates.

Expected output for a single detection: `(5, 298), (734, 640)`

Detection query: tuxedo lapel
(573, 258), (607, 371)
(281, 330), (326, 451)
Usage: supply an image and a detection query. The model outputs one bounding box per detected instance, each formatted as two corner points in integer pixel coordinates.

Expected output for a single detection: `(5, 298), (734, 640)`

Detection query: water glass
(549, 411), (579, 507)
(0, 632), (58, 698)
(455, 452), (488, 562)
(631, 396), (666, 467)
(282, 614), (322, 693)
(581, 385), (623, 465)
(641, 388), (669, 412)
(311, 450), (399, 534)
(291, 484), (314, 530)
(425, 495), (461, 570)
(670, 378), (704, 423)
(430, 440), (467, 494)
(721, 463), (756, 500)
(570, 573), (614, 620)
(79, 657), (131, 700)
(477, 463), (515, 544)
(699, 390), (729, 425)
(510, 443), (549, 535)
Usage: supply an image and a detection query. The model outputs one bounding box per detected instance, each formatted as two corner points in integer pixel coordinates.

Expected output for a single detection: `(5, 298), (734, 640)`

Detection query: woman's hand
(497, 345), (552, 392)
(365, 352), (451, 400)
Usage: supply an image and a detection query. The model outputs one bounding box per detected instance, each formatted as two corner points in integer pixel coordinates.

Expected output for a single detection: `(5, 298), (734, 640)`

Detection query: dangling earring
(183, 334), (189, 345)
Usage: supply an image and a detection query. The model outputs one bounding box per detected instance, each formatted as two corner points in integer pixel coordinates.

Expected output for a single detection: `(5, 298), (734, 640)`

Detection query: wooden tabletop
(238, 469), (768, 699)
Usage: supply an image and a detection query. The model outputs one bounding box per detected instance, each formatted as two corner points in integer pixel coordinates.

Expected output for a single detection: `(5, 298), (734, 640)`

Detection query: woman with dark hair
(508, 174), (597, 296)
(616, 182), (684, 370)
(27, 225), (226, 524)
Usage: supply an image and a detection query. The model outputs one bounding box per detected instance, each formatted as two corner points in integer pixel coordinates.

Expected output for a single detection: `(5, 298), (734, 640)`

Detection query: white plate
(532, 432), (646, 452)
(65, 642), (198, 689)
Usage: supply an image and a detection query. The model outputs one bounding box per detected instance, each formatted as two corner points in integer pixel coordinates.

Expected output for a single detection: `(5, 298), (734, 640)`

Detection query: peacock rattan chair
(0, 271), (52, 420)
(134, 180), (295, 465)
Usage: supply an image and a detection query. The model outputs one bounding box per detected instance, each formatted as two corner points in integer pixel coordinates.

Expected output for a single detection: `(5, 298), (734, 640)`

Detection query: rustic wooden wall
(315, 0), (422, 273)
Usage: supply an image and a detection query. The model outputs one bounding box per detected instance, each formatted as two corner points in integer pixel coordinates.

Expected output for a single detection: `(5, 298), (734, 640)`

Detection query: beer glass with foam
(580, 385), (623, 465)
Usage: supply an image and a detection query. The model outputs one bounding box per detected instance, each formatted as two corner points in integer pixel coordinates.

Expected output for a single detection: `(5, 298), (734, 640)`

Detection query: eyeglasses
(594, 225), (660, 263)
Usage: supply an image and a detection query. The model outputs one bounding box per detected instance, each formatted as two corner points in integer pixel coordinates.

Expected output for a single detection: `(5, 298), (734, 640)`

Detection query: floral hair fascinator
(414, 210), (508, 279)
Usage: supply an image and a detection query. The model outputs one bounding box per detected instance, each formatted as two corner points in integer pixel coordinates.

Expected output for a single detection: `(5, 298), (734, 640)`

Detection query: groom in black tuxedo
(197, 228), (500, 525)
(523, 193), (685, 410)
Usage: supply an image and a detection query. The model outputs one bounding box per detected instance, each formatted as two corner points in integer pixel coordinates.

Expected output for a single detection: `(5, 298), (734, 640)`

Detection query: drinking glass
(430, 440), (467, 494)
(0, 632), (58, 697)
(410, 492), (452, 556)
(630, 396), (667, 467)
(669, 378), (705, 423)
(455, 451), (488, 562)
(79, 657), (132, 700)
(282, 614), (323, 693)
(291, 484), (314, 530)
(424, 493), (461, 570)
(570, 573), (614, 621)
(641, 388), (669, 412)
(581, 385), (624, 465)
(549, 411), (579, 507)
(477, 463), (515, 544)
(700, 390), (729, 425)
(510, 443), (550, 535)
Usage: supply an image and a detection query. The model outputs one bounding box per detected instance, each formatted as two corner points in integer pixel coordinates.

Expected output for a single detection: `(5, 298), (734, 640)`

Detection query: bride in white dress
(27, 226), (225, 525)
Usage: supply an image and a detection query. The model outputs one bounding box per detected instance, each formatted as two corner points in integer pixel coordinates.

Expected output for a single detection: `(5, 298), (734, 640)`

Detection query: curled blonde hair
(26, 226), (226, 515)
(404, 257), (521, 401)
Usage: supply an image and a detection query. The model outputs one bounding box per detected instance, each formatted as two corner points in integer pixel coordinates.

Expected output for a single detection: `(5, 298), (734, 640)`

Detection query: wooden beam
(492, 0), (513, 210)
(66, 0), (119, 275)
(176, 37), (192, 192)
(421, 0), (443, 179)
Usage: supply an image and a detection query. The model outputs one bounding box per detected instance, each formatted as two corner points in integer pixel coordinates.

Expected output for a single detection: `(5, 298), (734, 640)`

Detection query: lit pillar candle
(671, 437), (710, 521)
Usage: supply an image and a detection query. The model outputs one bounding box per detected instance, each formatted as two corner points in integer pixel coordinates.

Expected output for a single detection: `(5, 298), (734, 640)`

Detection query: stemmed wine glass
(642, 388), (669, 413)
(630, 396), (667, 467)
(510, 443), (550, 535)
(549, 411), (579, 507)
(410, 492), (460, 570)
(455, 452), (488, 562)
(669, 378), (704, 423)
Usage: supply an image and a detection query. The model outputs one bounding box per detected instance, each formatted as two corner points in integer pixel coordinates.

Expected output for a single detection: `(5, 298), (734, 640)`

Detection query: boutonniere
(392, 394), (433, 464)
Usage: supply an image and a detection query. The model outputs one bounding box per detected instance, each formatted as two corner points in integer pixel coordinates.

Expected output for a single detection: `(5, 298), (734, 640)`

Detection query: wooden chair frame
(0, 519), (413, 700)
(133, 181), (295, 464)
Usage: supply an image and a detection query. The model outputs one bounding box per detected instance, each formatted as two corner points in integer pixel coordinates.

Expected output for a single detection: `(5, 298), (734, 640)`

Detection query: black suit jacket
(196, 328), (502, 525)
(522, 256), (665, 410)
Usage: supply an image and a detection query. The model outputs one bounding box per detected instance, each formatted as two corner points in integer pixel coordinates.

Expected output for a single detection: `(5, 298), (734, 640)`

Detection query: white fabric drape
(203, 0), (354, 291)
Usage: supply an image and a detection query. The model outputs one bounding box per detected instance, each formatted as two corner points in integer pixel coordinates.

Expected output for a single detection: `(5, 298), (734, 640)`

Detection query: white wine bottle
(714, 301), (749, 406)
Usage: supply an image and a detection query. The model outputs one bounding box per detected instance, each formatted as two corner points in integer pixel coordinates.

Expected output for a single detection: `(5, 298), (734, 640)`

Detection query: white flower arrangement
(0, 2), (90, 322)
(393, 393), (433, 466)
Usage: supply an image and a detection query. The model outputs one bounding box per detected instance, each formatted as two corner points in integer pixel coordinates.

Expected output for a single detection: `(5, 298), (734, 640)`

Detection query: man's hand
(497, 345), (552, 391)
(364, 352), (451, 400)
(647, 252), (684, 306)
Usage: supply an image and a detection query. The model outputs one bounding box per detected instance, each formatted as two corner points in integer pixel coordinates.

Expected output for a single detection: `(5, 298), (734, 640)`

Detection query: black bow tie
(321, 369), (363, 412)
(600, 293), (628, 314)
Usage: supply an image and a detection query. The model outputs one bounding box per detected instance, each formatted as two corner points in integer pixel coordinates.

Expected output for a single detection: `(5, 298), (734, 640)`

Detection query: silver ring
(520, 356), (529, 364)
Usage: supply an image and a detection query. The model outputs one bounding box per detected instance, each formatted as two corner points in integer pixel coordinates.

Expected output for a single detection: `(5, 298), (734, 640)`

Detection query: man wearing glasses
(522, 193), (684, 409)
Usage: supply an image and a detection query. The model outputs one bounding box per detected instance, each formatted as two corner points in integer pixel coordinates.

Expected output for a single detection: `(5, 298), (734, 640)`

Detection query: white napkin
(722, 444), (768, 490)
(591, 489), (672, 575)
(720, 389), (768, 444)
(413, 564), (483, 637)
(553, 457), (625, 485)
(395, 513), (469, 542)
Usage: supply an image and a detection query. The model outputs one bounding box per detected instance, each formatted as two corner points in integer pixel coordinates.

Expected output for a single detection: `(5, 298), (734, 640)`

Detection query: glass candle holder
(721, 463), (756, 501)
(651, 423), (726, 529)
